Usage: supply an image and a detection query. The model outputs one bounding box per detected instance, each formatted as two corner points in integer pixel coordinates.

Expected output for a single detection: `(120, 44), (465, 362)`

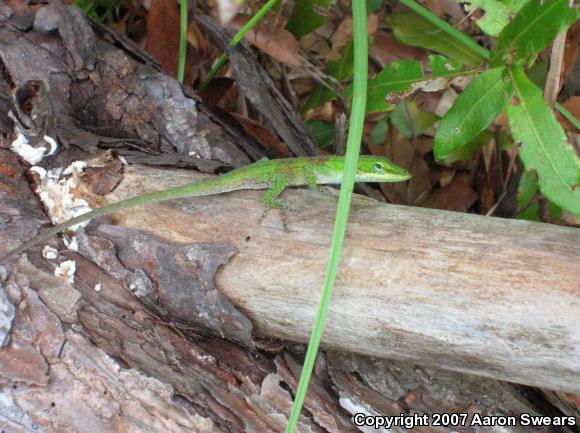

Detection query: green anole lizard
(1, 155), (410, 263)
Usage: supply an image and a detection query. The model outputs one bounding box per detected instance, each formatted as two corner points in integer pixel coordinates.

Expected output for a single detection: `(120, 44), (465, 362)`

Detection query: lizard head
(355, 156), (411, 182)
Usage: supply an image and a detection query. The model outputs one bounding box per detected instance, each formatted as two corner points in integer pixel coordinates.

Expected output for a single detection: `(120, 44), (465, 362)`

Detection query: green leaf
(286, 0), (334, 39)
(369, 118), (388, 145)
(434, 67), (507, 160)
(492, 0), (579, 64)
(390, 11), (485, 66)
(305, 120), (335, 148)
(302, 85), (337, 112)
(366, 0), (383, 12)
(439, 130), (493, 165)
(516, 170), (562, 221)
(526, 57), (549, 89)
(354, 60), (423, 113)
(391, 101), (438, 139)
(517, 170), (540, 221)
(326, 41), (355, 81)
(503, 0), (527, 14)
(428, 55), (463, 76)
(454, 0), (510, 36)
(506, 68), (580, 215)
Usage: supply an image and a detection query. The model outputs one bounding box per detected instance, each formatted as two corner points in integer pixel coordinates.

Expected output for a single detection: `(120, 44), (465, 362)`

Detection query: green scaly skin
(1, 156), (410, 263)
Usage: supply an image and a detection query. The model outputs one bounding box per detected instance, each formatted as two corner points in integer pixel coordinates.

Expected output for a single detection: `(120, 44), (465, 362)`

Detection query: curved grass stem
(555, 102), (580, 130)
(282, 0), (368, 432)
(198, 0), (279, 90)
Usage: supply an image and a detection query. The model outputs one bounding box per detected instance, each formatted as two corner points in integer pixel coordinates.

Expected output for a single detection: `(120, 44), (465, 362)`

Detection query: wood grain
(84, 165), (580, 393)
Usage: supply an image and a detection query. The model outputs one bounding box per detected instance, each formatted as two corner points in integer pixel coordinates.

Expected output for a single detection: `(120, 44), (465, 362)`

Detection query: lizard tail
(0, 174), (241, 264)
(1, 208), (105, 264)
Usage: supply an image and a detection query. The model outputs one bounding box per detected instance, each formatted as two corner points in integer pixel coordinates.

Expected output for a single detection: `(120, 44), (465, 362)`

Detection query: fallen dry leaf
(562, 21), (580, 87)
(409, 158), (435, 204)
(420, 178), (478, 212)
(495, 111), (510, 129)
(481, 135), (495, 174)
(327, 15), (379, 62)
(434, 87), (458, 117)
(303, 101), (336, 123)
(145, 0), (180, 76)
(229, 16), (301, 67)
(187, 19), (207, 53)
(370, 32), (426, 67)
(369, 131), (417, 205)
(423, 0), (465, 23)
(231, 113), (291, 157)
(199, 77), (235, 110)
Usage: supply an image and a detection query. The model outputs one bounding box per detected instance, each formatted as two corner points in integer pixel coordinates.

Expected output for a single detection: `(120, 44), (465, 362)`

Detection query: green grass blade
(555, 102), (580, 130)
(283, 0), (368, 431)
(198, 0), (279, 90)
(177, 0), (187, 83)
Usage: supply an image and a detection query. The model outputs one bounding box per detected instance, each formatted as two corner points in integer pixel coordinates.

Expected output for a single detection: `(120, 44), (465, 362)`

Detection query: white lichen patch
(32, 161), (92, 232)
(43, 135), (58, 156)
(63, 235), (79, 252)
(62, 160), (87, 177)
(54, 260), (76, 284)
(10, 132), (59, 165)
(11, 133), (45, 165)
(42, 245), (59, 260)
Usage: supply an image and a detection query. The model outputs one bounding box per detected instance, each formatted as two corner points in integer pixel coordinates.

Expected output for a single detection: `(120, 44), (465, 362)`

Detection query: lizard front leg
(305, 166), (318, 189)
(263, 174), (290, 209)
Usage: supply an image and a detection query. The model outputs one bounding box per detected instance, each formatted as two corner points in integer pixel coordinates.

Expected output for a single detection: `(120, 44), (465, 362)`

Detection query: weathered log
(64, 164), (580, 394)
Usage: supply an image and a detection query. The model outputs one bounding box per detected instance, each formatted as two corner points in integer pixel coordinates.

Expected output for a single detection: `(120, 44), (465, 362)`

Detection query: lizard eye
(374, 162), (384, 172)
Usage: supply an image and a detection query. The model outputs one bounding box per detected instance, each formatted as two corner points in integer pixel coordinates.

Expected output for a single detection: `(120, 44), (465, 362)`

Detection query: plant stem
(282, 0), (368, 431)
(177, 0), (187, 83)
(198, 0), (279, 90)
